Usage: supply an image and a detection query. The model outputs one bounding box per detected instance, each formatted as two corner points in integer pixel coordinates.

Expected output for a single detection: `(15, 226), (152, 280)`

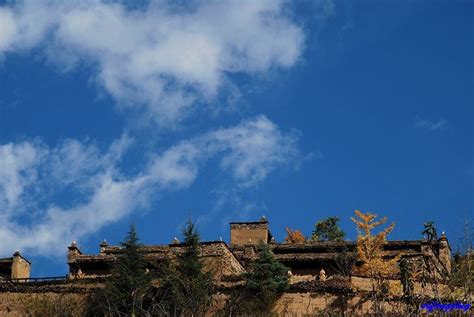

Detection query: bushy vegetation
(86, 221), (215, 316)
(448, 219), (473, 301)
(154, 220), (215, 316)
(86, 224), (154, 316)
(14, 293), (85, 317)
(284, 227), (306, 244)
(224, 243), (289, 316)
(244, 243), (289, 311)
(311, 216), (346, 242)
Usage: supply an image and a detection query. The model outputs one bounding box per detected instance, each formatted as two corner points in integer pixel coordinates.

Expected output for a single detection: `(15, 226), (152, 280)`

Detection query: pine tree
(156, 220), (214, 316)
(242, 243), (289, 314)
(311, 216), (346, 242)
(87, 224), (152, 316)
(178, 220), (204, 278)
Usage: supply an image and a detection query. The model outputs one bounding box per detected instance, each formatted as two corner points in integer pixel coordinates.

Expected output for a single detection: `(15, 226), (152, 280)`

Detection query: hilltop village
(1, 213), (469, 316)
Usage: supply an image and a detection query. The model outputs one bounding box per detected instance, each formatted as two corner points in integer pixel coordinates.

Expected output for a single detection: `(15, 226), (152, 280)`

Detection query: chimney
(68, 241), (82, 260)
(99, 240), (108, 255)
(438, 231), (451, 274)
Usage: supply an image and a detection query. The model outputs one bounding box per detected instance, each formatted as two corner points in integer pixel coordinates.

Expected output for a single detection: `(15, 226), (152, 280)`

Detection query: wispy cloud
(0, 0), (304, 125)
(0, 116), (301, 256)
(415, 118), (448, 131)
(0, 1), (309, 257)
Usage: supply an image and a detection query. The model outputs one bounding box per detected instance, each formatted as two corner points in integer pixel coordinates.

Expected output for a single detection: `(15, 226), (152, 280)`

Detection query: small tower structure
(230, 216), (273, 245)
(0, 251), (31, 279)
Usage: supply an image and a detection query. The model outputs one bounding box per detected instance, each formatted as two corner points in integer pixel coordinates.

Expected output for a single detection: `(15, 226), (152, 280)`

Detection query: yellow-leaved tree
(351, 210), (400, 312)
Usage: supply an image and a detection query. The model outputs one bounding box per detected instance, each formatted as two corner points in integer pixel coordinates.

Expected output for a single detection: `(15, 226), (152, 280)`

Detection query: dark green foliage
(311, 216), (346, 242)
(155, 220), (215, 316)
(86, 224), (153, 316)
(240, 243), (289, 314)
(330, 248), (356, 277)
(179, 220), (204, 277)
(222, 243), (289, 315)
(422, 221), (438, 241)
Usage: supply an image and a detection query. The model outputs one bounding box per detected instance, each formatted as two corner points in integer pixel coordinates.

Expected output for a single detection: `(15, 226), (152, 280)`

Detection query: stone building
(0, 251), (31, 280)
(67, 240), (246, 283)
(0, 217), (460, 316)
(67, 217), (452, 284)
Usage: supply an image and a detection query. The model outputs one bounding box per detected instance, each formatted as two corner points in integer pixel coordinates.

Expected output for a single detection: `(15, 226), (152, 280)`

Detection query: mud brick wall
(230, 222), (268, 245)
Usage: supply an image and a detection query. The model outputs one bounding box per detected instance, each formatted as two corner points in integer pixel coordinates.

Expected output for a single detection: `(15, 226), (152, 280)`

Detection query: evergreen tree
(156, 220), (214, 316)
(178, 220), (204, 278)
(311, 216), (346, 242)
(242, 243), (289, 314)
(87, 224), (152, 316)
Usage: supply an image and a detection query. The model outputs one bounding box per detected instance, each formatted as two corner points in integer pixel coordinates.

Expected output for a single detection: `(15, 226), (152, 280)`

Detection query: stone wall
(230, 222), (269, 245)
(0, 252), (30, 280)
(0, 292), (86, 316)
(11, 255), (30, 280)
(208, 292), (418, 316)
(1, 281), (469, 316)
(200, 243), (246, 279)
(350, 275), (454, 298)
(275, 293), (343, 316)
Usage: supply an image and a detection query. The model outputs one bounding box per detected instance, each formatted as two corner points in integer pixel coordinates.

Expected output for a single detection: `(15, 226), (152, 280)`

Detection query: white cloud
(0, 141), (44, 212)
(0, 0), (304, 125)
(147, 142), (201, 189)
(146, 115), (300, 188)
(0, 116), (300, 256)
(0, 8), (17, 53)
(415, 118), (448, 131)
(210, 116), (299, 186)
(0, 1), (308, 257)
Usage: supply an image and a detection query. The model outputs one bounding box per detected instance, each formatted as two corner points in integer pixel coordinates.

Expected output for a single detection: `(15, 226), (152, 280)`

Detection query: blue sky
(0, 0), (472, 277)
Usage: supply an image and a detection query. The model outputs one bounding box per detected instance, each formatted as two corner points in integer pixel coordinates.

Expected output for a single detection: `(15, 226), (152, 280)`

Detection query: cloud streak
(0, 0), (304, 125)
(415, 118), (448, 131)
(0, 116), (300, 256)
